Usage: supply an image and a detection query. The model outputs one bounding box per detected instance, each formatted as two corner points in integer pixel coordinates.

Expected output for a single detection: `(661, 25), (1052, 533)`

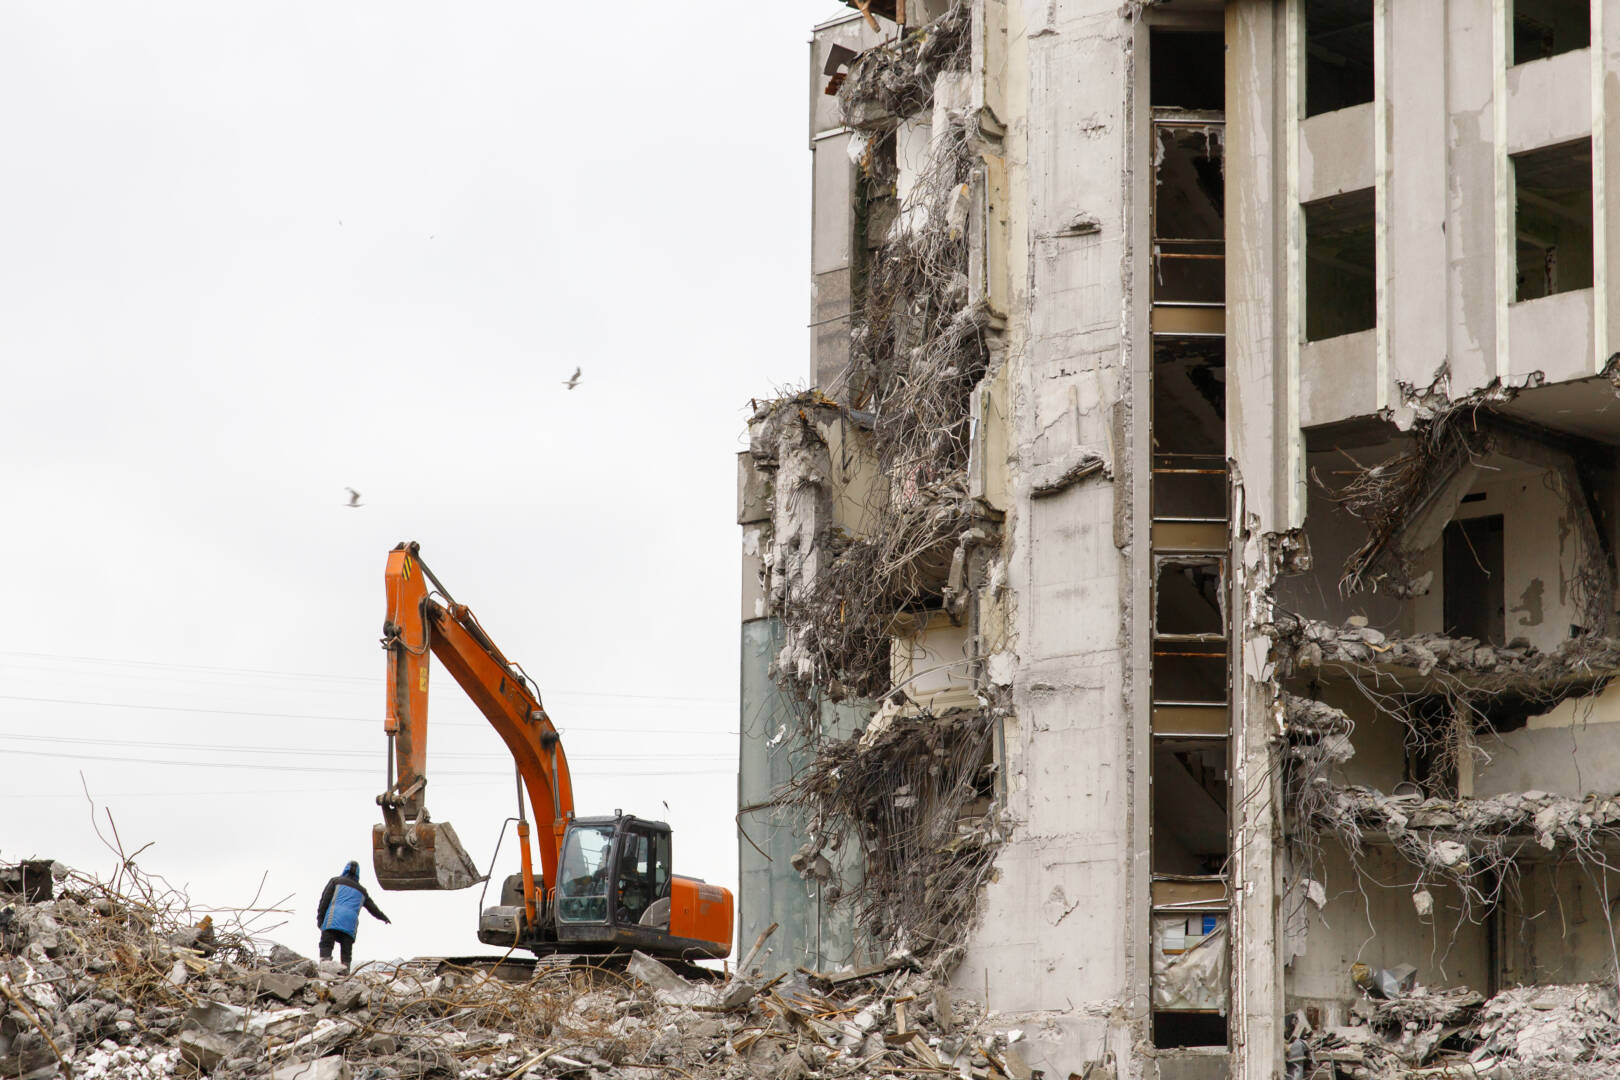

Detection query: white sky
(1, 1), (850, 962)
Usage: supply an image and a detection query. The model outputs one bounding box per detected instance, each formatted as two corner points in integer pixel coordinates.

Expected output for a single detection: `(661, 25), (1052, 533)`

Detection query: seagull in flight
(344, 487), (363, 508)
(562, 366), (581, 390)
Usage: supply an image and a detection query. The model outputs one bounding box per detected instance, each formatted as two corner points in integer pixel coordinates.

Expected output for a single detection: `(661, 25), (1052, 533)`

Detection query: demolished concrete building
(739, 1), (1620, 1077)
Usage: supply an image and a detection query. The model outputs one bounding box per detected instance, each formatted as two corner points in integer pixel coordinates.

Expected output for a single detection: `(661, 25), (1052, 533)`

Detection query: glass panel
(1152, 337), (1226, 456)
(1152, 126), (1224, 241)
(1152, 521), (1229, 553)
(1152, 704), (1229, 737)
(556, 824), (615, 923)
(614, 830), (656, 925)
(1151, 877), (1229, 909)
(1153, 244), (1225, 303)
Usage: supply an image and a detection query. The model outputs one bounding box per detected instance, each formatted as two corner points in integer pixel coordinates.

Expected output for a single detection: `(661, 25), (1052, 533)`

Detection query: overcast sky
(1, 1), (850, 962)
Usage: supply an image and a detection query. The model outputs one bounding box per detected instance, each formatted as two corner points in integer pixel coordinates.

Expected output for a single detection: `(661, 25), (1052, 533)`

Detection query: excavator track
(421, 953), (721, 983)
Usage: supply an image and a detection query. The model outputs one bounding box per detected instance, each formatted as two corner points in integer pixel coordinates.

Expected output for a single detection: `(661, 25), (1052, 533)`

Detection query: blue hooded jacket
(316, 861), (388, 936)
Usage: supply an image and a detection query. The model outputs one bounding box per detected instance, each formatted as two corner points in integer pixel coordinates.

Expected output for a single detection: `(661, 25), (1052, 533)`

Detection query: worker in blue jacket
(315, 860), (390, 969)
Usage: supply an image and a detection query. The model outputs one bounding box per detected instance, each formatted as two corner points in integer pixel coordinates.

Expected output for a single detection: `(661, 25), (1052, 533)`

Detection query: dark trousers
(318, 928), (354, 967)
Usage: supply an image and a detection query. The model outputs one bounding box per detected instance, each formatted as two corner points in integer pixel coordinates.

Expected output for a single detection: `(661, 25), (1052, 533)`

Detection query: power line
(0, 746), (736, 777)
(0, 694), (736, 735)
(0, 731), (729, 763)
(0, 651), (732, 705)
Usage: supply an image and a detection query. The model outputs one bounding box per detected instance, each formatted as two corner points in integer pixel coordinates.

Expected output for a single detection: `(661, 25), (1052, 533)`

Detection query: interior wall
(1408, 460), (1595, 651)
(1474, 680), (1620, 796)
(1502, 860), (1620, 985)
(1287, 839), (1491, 1020)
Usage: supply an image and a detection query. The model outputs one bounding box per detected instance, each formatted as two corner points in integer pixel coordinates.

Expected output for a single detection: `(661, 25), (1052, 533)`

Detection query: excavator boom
(373, 542), (573, 911)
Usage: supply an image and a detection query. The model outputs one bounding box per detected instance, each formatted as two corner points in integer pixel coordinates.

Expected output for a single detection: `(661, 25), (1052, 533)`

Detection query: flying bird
(562, 367), (581, 390)
(344, 487), (363, 508)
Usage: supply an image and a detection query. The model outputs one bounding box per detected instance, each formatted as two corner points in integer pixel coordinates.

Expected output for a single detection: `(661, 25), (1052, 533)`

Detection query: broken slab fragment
(271, 1055), (351, 1080)
(626, 950), (715, 1007)
(178, 1028), (243, 1072)
(253, 972), (310, 1003)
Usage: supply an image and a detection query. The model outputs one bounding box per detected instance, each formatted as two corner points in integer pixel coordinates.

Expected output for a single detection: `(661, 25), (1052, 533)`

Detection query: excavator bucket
(372, 821), (484, 891)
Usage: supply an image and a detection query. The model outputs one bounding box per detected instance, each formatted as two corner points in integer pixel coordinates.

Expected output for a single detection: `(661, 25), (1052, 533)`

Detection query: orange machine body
(669, 876), (734, 951)
(373, 541), (733, 962)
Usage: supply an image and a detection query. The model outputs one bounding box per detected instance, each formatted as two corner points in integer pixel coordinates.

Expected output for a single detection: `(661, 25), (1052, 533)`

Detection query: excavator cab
(477, 814), (732, 960)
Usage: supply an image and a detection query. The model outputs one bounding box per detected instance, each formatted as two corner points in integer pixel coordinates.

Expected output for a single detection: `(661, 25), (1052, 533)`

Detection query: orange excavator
(370, 541), (733, 960)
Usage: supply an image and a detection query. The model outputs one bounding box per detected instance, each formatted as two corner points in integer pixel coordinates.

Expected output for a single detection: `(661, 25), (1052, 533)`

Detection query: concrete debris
(836, 2), (972, 130)
(1273, 614), (1620, 687)
(1307, 784), (1620, 851)
(1, 859), (1025, 1080)
(1305, 978), (1620, 1078)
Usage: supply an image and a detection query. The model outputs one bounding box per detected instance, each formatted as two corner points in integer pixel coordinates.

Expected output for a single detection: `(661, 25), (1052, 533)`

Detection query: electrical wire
(0, 650), (731, 705)
(0, 694), (736, 735)
(0, 730), (727, 762)
(0, 746), (735, 777)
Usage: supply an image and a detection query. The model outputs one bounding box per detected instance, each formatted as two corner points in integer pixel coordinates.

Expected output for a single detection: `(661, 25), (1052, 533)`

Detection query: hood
(342, 860), (360, 880)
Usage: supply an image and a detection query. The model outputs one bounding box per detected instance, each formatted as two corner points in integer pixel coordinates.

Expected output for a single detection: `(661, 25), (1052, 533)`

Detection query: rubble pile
(1, 861), (1032, 1080)
(1297, 783), (1620, 895)
(1273, 614), (1620, 687)
(1304, 980), (1620, 1078)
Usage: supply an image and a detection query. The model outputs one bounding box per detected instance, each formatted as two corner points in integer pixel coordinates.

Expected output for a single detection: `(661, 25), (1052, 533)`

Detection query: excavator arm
(374, 541), (575, 932)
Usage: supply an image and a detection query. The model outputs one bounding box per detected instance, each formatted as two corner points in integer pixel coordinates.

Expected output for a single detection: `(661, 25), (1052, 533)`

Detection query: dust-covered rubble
(1, 859), (1032, 1080)
(1301, 785), (1620, 860)
(1301, 979), (1620, 1079)
(1271, 614), (1620, 688)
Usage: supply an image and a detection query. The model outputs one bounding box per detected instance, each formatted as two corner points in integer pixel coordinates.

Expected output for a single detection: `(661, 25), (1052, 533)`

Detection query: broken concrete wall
(811, 14), (886, 390)
(1474, 680), (1620, 797)
(743, 0), (1016, 997)
(1501, 862), (1620, 985)
(1285, 839), (1491, 1025)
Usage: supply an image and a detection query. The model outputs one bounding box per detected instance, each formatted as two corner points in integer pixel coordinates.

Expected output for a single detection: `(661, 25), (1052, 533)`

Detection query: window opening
(1443, 514), (1505, 645)
(1513, 139), (1594, 302)
(1153, 743), (1231, 873)
(1152, 125), (1225, 305)
(1304, 188), (1376, 341)
(1156, 559), (1226, 639)
(1512, 0), (1590, 64)
(1150, 29), (1225, 111)
(1305, 0), (1374, 117)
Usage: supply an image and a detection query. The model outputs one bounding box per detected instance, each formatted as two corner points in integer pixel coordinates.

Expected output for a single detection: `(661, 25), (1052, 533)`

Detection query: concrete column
(1226, 5), (1287, 1076)
(1445, 0), (1502, 392)
(1601, 0), (1620, 365)
(1385, 0), (1451, 393)
(1226, 0), (1291, 536)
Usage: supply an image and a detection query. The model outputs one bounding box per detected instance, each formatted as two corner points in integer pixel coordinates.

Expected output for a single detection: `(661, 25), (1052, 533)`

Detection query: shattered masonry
(0, 858), (1035, 1080)
(741, 0), (1008, 977)
(742, 0), (1620, 1077)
